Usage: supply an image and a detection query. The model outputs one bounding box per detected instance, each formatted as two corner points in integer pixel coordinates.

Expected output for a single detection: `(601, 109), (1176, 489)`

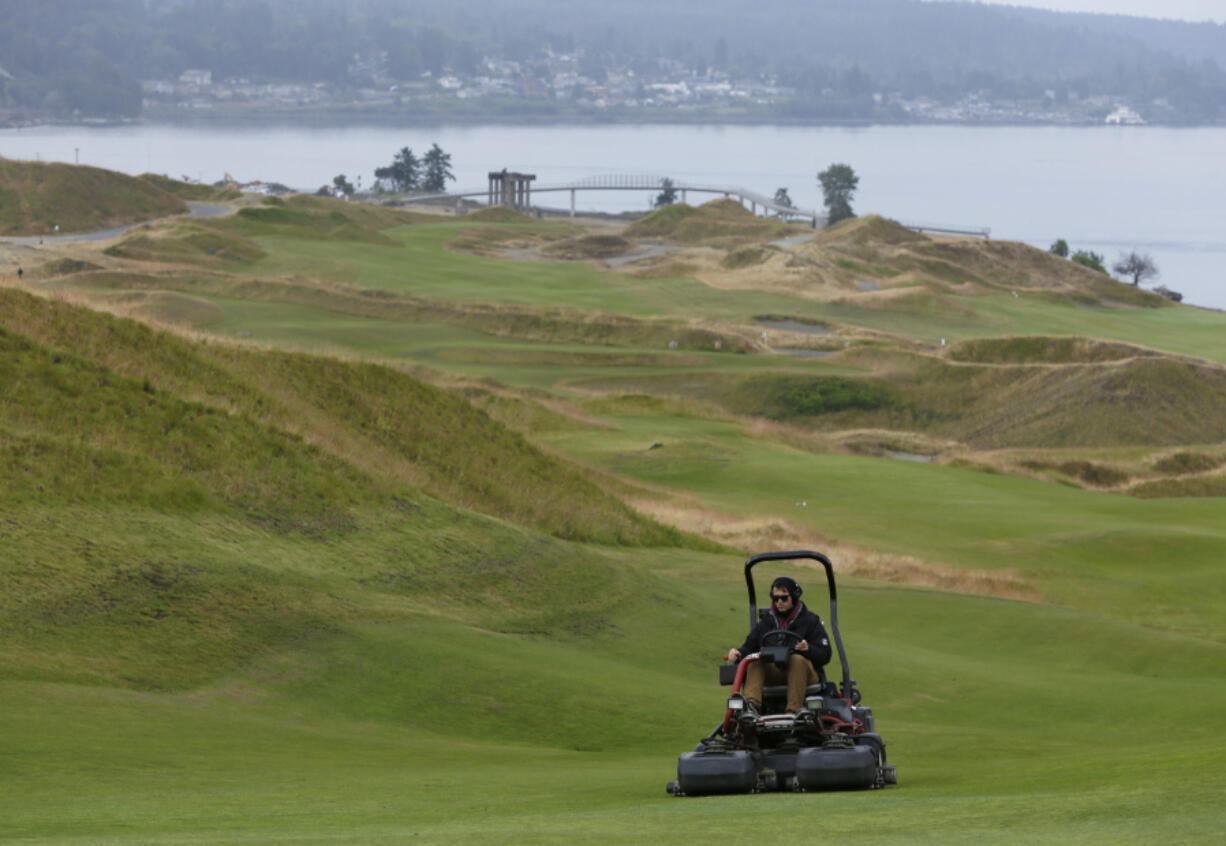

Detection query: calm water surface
(3, 122), (1223, 308)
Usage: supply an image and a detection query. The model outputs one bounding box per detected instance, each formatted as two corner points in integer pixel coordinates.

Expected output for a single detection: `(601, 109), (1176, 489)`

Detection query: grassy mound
(581, 350), (1226, 449)
(445, 222), (576, 257)
(203, 194), (412, 245)
(817, 214), (928, 247)
(948, 335), (1161, 364)
(721, 245), (774, 269)
(105, 290), (228, 327)
(0, 160), (188, 235)
(1020, 458), (1133, 488)
(31, 257), (101, 279)
(104, 223), (266, 267)
(139, 173), (239, 202)
(1151, 451), (1226, 475)
(539, 234), (634, 260)
(1130, 473), (1226, 497)
(466, 206), (535, 222)
(0, 287), (687, 548)
(890, 354), (1226, 448)
(625, 199), (801, 247)
(803, 214), (1168, 306)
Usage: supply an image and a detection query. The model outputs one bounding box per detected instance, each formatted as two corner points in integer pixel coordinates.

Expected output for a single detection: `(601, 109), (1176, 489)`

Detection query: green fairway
(4, 572), (1223, 844)
(245, 224), (817, 319)
(235, 221), (1226, 366)
(8, 196), (1226, 843)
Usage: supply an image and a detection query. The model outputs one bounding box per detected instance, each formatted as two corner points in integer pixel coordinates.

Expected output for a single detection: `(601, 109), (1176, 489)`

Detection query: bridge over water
(387, 173), (991, 239)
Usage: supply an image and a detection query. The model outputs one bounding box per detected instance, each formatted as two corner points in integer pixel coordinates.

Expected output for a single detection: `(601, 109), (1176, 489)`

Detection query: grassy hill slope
(580, 346), (1226, 449)
(0, 287), (684, 547)
(0, 160), (188, 235)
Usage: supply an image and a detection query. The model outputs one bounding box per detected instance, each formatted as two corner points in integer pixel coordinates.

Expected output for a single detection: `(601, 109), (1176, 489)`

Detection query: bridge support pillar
(682, 189), (687, 205)
(488, 170), (536, 211)
(570, 189), (576, 218)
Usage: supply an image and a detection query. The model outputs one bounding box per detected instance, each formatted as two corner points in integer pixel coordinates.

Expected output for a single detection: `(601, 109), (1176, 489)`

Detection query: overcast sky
(951, 1), (1225, 23)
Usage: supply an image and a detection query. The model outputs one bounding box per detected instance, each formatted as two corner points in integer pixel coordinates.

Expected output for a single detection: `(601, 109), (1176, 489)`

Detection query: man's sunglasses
(770, 594), (791, 603)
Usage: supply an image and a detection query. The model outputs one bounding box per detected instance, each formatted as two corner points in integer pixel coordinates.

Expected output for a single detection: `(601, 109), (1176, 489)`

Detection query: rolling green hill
(5, 182), (1226, 843)
(0, 160), (188, 235)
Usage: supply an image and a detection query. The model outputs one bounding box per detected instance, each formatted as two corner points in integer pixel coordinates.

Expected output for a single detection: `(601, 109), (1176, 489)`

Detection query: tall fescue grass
(0, 287), (685, 547)
(0, 160), (188, 235)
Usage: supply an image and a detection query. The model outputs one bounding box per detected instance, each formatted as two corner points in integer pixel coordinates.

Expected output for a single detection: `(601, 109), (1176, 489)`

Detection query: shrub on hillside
(1152, 452), (1224, 475)
(1071, 250), (1107, 274)
(768, 376), (892, 418)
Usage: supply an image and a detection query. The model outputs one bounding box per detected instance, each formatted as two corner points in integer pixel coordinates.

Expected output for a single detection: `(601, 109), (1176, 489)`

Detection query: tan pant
(743, 653), (819, 713)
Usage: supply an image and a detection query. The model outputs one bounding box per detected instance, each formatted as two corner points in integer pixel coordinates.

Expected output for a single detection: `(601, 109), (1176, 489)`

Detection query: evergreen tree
(773, 187), (794, 216)
(421, 143), (456, 193)
(332, 174), (355, 196)
(817, 163), (858, 226)
(374, 148), (421, 192)
(655, 177), (678, 208)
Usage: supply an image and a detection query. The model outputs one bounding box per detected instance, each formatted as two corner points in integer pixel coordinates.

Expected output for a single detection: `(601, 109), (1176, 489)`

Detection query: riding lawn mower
(667, 550), (898, 795)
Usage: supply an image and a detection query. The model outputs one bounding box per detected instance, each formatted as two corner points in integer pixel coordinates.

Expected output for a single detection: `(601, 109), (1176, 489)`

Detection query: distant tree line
(2, 0), (1225, 122)
(373, 143), (454, 193)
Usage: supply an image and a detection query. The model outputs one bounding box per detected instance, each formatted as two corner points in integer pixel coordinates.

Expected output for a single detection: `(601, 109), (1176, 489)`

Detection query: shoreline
(5, 109), (1226, 132)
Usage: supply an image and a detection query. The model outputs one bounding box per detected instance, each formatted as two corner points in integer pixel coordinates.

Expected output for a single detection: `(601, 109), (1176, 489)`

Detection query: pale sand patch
(631, 499), (1041, 603)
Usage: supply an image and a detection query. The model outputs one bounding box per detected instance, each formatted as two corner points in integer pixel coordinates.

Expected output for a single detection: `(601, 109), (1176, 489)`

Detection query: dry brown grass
(629, 498), (1041, 602)
(539, 234), (633, 260)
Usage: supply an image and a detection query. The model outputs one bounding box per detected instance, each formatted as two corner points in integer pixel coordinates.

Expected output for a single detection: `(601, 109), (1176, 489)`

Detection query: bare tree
(1112, 251), (1158, 287)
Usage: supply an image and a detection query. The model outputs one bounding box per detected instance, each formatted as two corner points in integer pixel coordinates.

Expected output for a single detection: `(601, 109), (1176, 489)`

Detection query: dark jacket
(738, 601), (832, 671)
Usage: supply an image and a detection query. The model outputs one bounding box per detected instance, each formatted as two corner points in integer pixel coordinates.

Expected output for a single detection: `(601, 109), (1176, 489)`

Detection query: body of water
(3, 122), (1223, 308)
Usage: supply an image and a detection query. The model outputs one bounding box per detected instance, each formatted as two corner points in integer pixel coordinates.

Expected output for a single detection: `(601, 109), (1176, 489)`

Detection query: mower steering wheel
(761, 629), (803, 649)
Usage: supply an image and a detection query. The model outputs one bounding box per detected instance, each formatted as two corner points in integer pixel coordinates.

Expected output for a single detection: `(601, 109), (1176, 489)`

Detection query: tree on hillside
(374, 147), (421, 193)
(655, 177), (678, 208)
(332, 174), (355, 197)
(817, 163), (858, 226)
(1112, 251), (1158, 286)
(1071, 250), (1107, 274)
(773, 187), (794, 212)
(421, 143), (455, 193)
(1050, 238), (1069, 257)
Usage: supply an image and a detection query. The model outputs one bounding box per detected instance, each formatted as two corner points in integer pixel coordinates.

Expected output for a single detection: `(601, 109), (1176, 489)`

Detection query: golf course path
(0, 201), (230, 245)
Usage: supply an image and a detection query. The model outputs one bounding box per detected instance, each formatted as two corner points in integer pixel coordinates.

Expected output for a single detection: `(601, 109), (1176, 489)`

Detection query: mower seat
(762, 682), (827, 705)
(761, 667), (837, 711)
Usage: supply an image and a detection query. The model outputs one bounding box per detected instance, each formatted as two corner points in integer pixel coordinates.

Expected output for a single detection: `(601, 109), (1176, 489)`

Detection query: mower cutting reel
(668, 550), (898, 796)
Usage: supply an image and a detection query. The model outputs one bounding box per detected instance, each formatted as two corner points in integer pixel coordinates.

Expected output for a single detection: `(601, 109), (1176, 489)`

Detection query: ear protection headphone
(771, 576), (802, 600)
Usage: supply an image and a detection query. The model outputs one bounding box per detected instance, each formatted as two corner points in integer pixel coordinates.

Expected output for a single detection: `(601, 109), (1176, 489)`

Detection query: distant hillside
(2, 0), (1223, 122)
(0, 161), (188, 236)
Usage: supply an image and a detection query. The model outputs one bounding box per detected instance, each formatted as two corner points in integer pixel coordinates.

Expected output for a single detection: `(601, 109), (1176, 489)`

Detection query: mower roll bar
(745, 549), (853, 701)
